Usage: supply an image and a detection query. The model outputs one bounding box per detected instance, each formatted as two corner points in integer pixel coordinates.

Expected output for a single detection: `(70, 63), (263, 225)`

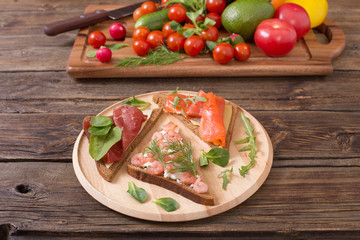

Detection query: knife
(44, 0), (161, 36)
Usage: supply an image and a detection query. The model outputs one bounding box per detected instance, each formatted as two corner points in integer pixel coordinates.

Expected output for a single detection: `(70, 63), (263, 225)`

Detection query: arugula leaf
(89, 126), (122, 161)
(121, 96), (151, 111)
(218, 167), (233, 190)
(153, 197), (178, 212)
(127, 182), (147, 203)
(90, 116), (113, 127)
(200, 148), (229, 167)
(237, 113), (257, 177)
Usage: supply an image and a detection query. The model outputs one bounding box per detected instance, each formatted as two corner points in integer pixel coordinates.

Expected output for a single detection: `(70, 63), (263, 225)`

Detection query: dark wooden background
(1, 0), (359, 239)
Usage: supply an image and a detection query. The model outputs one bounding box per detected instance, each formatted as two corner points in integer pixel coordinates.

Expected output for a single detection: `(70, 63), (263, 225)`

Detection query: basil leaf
(89, 126), (122, 160)
(121, 96), (151, 111)
(182, 28), (196, 38)
(204, 17), (216, 26)
(202, 148), (229, 167)
(186, 11), (200, 24)
(90, 116), (113, 127)
(169, 20), (182, 31)
(88, 125), (111, 136)
(153, 197), (178, 212)
(86, 50), (97, 57)
(206, 41), (217, 51)
(106, 43), (129, 51)
(127, 182), (147, 203)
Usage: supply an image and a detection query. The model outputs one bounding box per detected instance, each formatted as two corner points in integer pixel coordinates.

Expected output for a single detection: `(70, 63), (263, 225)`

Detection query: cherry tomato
(183, 24), (195, 29)
(185, 14), (204, 24)
(205, 12), (222, 29)
(167, 32), (186, 51)
(200, 25), (219, 42)
(141, 1), (157, 15)
(88, 31), (106, 48)
(96, 47), (112, 63)
(162, 22), (176, 38)
(234, 43), (251, 61)
(254, 19), (297, 57)
(270, 0), (285, 10)
(213, 43), (234, 64)
(109, 23), (126, 40)
(274, 3), (311, 39)
(146, 30), (164, 49)
(133, 8), (143, 21)
(184, 36), (204, 57)
(133, 39), (150, 56)
(132, 26), (150, 40)
(168, 4), (187, 23)
(206, 0), (226, 14)
(161, 0), (171, 7)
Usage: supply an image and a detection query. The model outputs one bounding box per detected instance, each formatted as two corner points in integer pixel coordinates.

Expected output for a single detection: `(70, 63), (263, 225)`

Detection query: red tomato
(109, 23), (126, 40)
(274, 3), (311, 39)
(185, 14), (204, 24)
(162, 22), (176, 38)
(206, 0), (226, 14)
(213, 43), (234, 64)
(133, 8), (143, 21)
(183, 24), (195, 29)
(205, 12), (222, 29)
(167, 32), (186, 51)
(133, 39), (150, 56)
(184, 36), (204, 56)
(96, 47), (112, 63)
(88, 31), (106, 48)
(200, 25), (219, 42)
(146, 30), (164, 49)
(141, 1), (157, 15)
(132, 26), (150, 40)
(161, 0), (171, 7)
(168, 4), (187, 23)
(234, 43), (251, 61)
(254, 19), (297, 57)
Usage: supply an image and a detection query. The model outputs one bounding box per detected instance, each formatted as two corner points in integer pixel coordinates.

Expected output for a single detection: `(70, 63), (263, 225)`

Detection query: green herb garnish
(167, 87), (207, 113)
(218, 167), (233, 190)
(153, 197), (178, 212)
(206, 35), (244, 51)
(127, 182), (147, 203)
(89, 123), (122, 161)
(86, 44), (129, 57)
(115, 45), (184, 68)
(166, 139), (197, 176)
(236, 113), (257, 177)
(145, 140), (167, 169)
(199, 148), (230, 167)
(121, 96), (151, 111)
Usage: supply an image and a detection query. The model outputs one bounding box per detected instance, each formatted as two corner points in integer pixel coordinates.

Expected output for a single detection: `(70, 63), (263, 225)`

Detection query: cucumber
(135, 8), (170, 31)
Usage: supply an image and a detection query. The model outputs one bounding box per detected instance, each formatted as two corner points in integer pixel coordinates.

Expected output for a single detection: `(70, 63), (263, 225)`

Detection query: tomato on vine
(168, 4), (187, 23)
(200, 25), (219, 42)
(162, 22), (176, 38)
(146, 30), (164, 49)
(213, 43), (234, 64)
(184, 36), (205, 56)
(205, 12), (222, 29)
(234, 43), (251, 61)
(133, 8), (143, 21)
(133, 39), (150, 56)
(141, 1), (157, 15)
(206, 0), (226, 14)
(88, 31), (106, 48)
(167, 33), (186, 52)
(133, 26), (150, 40)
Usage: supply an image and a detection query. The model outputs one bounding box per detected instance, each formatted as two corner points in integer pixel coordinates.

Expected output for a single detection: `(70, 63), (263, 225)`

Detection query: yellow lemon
(285, 0), (328, 28)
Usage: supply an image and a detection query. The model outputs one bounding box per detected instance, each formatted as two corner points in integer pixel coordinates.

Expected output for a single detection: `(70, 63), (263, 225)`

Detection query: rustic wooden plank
(0, 111), (359, 161)
(0, 162), (359, 235)
(1, 71), (360, 112)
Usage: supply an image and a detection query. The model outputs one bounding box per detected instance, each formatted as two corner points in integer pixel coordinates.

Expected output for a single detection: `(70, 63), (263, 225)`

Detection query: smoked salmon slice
(199, 92), (226, 147)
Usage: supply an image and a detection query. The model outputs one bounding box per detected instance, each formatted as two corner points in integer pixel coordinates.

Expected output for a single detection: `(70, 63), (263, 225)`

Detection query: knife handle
(44, 10), (109, 36)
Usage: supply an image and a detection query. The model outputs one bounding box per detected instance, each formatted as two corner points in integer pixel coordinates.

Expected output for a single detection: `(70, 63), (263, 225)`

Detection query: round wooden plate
(72, 91), (273, 222)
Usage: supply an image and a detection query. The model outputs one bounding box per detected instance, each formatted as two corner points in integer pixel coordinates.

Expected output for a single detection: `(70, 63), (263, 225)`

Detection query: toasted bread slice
(83, 108), (164, 182)
(152, 93), (238, 150)
(127, 164), (215, 205)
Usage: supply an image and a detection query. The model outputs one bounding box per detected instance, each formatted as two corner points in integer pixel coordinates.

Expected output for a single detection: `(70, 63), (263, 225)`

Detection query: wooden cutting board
(72, 91), (273, 221)
(66, 5), (345, 78)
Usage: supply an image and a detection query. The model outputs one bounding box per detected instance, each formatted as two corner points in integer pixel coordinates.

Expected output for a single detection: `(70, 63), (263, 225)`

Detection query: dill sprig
(115, 45), (184, 68)
(145, 140), (167, 168)
(166, 139), (196, 176)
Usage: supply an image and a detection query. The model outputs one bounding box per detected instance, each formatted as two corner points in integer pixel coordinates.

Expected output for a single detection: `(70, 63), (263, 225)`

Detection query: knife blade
(44, 0), (161, 36)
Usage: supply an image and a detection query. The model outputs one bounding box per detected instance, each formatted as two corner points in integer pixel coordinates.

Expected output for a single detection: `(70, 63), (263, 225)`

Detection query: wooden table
(1, 0), (359, 239)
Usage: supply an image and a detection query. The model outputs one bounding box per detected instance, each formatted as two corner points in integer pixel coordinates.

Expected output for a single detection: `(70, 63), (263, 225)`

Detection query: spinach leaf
(89, 126), (122, 160)
(153, 197), (178, 212)
(88, 125), (111, 136)
(121, 96), (151, 111)
(127, 182), (147, 203)
(200, 148), (229, 167)
(90, 116), (113, 127)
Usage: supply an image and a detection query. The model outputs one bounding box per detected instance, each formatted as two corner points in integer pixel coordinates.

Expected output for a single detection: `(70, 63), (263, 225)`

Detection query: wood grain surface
(66, 5), (345, 78)
(0, 0), (359, 239)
